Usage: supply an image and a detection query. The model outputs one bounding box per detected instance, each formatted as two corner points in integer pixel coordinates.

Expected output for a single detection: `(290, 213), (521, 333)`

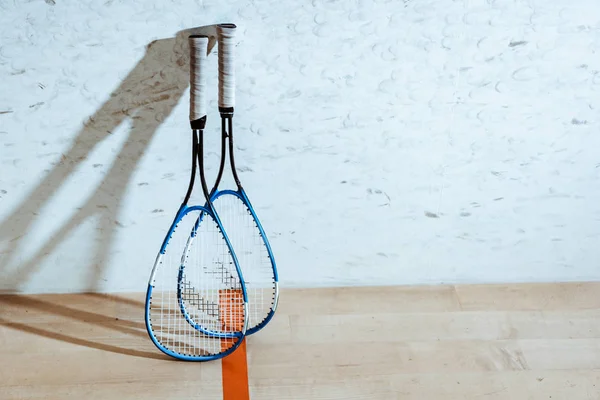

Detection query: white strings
(148, 209), (245, 358)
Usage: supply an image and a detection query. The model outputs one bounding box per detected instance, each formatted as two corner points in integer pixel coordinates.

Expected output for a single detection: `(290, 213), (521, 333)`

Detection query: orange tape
(219, 289), (249, 400)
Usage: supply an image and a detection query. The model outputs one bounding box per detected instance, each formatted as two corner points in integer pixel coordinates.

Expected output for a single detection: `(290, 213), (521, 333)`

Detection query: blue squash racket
(207, 24), (279, 335)
(145, 34), (249, 362)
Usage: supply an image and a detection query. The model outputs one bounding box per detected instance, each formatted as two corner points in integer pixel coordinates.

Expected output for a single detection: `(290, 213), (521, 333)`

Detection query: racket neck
(195, 128), (213, 205)
(182, 127), (201, 205)
(217, 107), (242, 191)
(209, 119), (228, 197)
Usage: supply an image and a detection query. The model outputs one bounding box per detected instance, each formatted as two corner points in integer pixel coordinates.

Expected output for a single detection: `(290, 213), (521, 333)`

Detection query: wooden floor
(1, 282), (600, 399)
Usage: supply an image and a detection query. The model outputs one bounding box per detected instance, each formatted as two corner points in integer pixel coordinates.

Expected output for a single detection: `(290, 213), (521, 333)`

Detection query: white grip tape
(189, 35), (209, 122)
(217, 24), (236, 109)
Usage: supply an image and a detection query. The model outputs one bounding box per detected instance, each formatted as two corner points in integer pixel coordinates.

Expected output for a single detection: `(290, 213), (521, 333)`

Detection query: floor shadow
(0, 293), (173, 360)
(0, 26), (219, 294)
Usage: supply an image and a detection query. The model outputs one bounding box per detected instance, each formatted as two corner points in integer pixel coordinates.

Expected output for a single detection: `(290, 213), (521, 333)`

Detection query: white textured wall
(1, 0), (599, 294)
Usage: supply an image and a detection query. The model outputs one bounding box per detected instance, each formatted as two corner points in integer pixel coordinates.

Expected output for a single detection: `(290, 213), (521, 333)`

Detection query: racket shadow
(0, 293), (175, 360)
(0, 25), (220, 294)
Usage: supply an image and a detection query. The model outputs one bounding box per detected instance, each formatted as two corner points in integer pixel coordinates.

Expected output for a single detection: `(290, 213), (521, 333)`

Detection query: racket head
(211, 188), (279, 335)
(145, 205), (248, 361)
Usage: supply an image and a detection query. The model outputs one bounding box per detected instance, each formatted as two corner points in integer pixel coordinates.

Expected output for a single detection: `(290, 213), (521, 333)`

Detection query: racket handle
(189, 35), (209, 129)
(217, 23), (236, 111)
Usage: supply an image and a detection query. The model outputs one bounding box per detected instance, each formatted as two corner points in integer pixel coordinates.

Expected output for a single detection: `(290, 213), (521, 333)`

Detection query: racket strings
(148, 208), (245, 359)
(213, 193), (276, 330)
(179, 278), (220, 317)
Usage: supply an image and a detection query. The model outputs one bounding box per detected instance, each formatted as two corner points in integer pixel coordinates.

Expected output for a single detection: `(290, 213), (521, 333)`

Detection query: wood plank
(285, 310), (600, 343)
(250, 371), (600, 400)
(248, 339), (600, 376)
(455, 281), (600, 311)
(277, 285), (462, 314)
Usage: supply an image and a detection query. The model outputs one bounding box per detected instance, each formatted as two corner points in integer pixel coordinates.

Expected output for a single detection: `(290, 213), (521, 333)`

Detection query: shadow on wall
(0, 25), (219, 294)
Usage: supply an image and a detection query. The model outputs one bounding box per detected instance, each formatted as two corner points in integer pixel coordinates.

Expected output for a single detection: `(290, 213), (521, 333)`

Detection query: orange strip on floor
(219, 289), (250, 400)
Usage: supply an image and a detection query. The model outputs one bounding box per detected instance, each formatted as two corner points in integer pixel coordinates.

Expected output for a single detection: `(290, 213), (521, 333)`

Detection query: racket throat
(195, 128), (214, 204)
(182, 130), (200, 205)
(217, 110), (243, 190)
